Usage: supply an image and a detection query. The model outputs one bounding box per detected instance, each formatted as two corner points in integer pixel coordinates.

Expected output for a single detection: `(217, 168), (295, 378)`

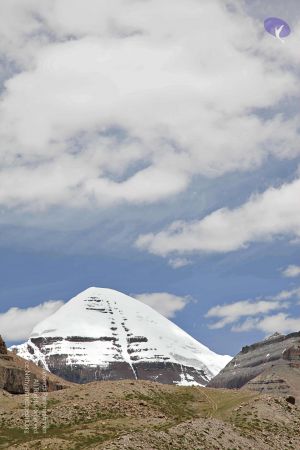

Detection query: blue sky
(1, 0), (300, 356)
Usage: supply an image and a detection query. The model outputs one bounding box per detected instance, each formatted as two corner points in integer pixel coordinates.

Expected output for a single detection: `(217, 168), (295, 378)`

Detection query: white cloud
(0, 1), (300, 213)
(282, 264), (300, 278)
(233, 313), (300, 335)
(273, 287), (300, 300)
(134, 292), (189, 318)
(0, 300), (64, 341)
(206, 286), (300, 334)
(206, 299), (286, 329)
(136, 176), (300, 256)
(168, 258), (192, 269)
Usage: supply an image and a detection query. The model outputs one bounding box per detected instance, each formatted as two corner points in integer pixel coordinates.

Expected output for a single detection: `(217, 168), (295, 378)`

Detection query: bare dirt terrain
(1, 379), (299, 450)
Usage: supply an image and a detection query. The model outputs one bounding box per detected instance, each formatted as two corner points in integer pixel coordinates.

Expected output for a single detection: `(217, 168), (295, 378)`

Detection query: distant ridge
(208, 331), (300, 402)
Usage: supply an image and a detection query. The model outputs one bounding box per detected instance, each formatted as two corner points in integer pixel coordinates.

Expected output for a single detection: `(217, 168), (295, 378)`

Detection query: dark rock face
(133, 361), (207, 385)
(0, 366), (25, 393)
(208, 331), (300, 390)
(47, 359), (208, 385)
(0, 348), (70, 394)
(0, 364), (67, 394)
(0, 335), (12, 362)
(47, 359), (138, 384)
(0, 336), (8, 355)
(27, 336), (209, 385)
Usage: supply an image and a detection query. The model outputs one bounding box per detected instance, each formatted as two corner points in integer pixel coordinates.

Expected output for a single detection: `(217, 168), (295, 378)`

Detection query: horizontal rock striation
(46, 360), (208, 385)
(208, 331), (300, 392)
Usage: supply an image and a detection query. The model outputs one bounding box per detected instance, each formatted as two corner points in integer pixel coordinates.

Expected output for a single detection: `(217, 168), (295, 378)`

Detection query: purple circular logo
(264, 17), (291, 40)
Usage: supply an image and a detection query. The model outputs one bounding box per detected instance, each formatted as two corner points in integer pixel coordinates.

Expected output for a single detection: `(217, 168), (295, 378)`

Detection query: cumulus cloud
(206, 286), (300, 334)
(206, 299), (286, 329)
(282, 264), (300, 278)
(0, 300), (64, 341)
(273, 287), (300, 300)
(0, 0), (300, 213)
(134, 292), (189, 318)
(232, 313), (300, 335)
(136, 176), (300, 256)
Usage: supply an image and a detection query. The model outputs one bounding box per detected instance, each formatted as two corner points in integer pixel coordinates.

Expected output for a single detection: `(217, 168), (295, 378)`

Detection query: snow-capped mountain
(11, 288), (231, 386)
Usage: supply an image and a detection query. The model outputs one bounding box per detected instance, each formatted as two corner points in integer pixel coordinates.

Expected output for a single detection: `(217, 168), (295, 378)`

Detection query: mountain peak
(11, 288), (231, 386)
(73, 286), (129, 298)
(265, 332), (283, 341)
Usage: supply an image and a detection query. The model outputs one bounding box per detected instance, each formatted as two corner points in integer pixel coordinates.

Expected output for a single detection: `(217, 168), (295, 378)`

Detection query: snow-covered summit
(12, 287), (231, 386)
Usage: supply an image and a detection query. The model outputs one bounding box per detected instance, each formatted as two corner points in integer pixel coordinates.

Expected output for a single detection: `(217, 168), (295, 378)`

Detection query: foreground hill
(12, 287), (230, 386)
(1, 379), (299, 449)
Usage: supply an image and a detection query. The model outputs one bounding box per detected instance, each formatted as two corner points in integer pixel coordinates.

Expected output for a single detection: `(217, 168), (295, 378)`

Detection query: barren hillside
(1, 379), (299, 449)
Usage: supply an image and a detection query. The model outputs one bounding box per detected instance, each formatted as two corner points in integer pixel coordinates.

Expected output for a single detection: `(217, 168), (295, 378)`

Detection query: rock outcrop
(0, 335), (12, 362)
(243, 364), (300, 402)
(0, 334), (72, 394)
(208, 331), (300, 401)
(0, 335), (8, 354)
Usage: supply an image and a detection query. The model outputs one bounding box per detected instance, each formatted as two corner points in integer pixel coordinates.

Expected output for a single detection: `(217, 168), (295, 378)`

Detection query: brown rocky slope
(0, 335), (72, 394)
(1, 379), (300, 449)
(208, 331), (300, 402)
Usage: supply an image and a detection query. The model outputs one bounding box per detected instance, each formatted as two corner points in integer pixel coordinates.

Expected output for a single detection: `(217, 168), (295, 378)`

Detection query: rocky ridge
(208, 331), (300, 401)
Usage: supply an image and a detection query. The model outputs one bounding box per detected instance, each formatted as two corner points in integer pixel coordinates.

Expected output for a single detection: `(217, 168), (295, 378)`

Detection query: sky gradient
(0, 0), (300, 356)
